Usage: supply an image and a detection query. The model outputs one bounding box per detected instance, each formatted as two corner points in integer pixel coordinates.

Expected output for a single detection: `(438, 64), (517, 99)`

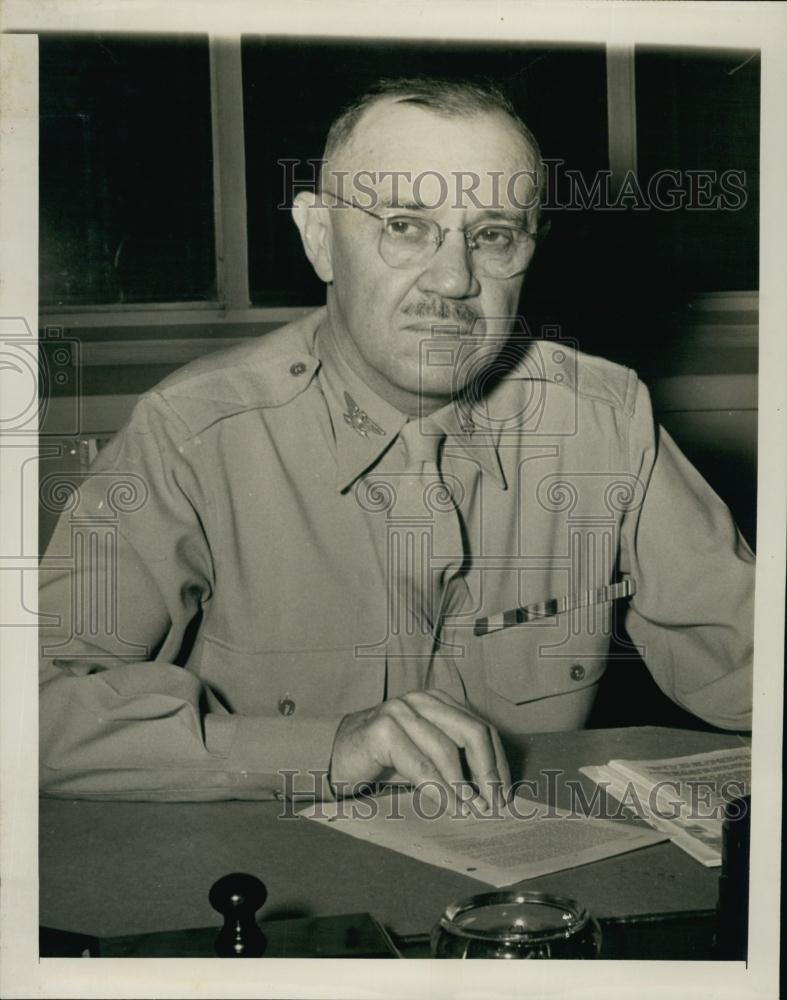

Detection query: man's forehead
(329, 98), (538, 210)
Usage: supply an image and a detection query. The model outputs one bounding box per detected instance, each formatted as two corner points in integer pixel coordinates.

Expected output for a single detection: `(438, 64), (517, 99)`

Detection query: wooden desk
(39, 726), (747, 944)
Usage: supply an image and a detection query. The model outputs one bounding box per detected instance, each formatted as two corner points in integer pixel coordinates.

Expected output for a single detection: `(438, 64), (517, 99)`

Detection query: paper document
(579, 746), (751, 867)
(298, 790), (667, 887)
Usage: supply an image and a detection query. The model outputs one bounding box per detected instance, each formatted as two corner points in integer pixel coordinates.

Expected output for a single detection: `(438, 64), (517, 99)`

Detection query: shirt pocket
(192, 633), (386, 718)
(479, 612), (609, 706)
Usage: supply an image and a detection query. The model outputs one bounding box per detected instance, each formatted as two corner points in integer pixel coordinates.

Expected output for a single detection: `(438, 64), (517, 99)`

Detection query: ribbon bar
(473, 578), (637, 637)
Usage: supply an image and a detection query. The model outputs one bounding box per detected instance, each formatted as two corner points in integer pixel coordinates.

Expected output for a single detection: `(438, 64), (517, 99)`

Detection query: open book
(579, 746), (751, 867)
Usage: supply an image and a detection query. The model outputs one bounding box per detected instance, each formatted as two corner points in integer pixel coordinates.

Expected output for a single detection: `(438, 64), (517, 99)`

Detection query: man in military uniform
(39, 78), (754, 810)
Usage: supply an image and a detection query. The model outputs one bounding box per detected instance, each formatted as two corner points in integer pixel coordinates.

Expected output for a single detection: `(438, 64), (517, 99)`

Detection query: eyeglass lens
(379, 217), (532, 278)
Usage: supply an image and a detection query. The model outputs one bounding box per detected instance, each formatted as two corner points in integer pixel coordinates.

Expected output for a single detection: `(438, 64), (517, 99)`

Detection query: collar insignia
(343, 391), (386, 439)
(457, 406), (476, 436)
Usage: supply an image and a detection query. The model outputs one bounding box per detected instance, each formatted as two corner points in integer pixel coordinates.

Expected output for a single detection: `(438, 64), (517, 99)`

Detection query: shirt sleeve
(39, 392), (341, 802)
(619, 378), (754, 730)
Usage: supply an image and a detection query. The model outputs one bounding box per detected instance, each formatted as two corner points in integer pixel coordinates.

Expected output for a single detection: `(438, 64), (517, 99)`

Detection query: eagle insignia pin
(343, 391), (385, 438)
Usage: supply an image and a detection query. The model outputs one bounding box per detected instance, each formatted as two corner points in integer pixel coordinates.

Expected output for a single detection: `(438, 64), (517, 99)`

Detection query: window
(38, 36), (759, 320)
(635, 46), (759, 293)
(39, 34), (216, 307)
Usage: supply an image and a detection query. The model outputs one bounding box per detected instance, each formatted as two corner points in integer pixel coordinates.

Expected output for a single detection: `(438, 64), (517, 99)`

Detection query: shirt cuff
(205, 712), (343, 801)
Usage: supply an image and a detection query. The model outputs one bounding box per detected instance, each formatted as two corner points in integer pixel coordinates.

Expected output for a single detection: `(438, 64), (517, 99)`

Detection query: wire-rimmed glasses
(320, 189), (543, 279)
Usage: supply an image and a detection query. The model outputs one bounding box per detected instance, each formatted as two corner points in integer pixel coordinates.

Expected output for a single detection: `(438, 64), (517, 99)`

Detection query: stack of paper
(579, 746), (751, 866)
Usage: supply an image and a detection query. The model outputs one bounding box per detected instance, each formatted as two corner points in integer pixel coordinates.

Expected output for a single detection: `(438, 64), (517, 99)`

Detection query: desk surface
(39, 726), (747, 940)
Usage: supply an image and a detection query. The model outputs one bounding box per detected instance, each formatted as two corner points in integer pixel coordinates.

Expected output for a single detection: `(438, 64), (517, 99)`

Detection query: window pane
(635, 46), (759, 293)
(39, 34), (216, 307)
(242, 37), (608, 307)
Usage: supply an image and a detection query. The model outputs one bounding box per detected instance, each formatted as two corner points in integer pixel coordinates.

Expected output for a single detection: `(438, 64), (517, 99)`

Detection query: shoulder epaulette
(502, 339), (638, 416)
(144, 308), (325, 438)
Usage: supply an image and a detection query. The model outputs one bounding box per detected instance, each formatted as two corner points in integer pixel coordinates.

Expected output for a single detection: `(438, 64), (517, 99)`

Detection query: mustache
(401, 299), (479, 327)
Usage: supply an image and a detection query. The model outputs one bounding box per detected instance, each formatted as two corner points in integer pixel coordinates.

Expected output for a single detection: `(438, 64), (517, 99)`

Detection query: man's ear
(291, 191), (333, 283)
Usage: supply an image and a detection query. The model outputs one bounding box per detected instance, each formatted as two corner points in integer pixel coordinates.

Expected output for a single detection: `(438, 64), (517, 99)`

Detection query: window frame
(37, 37), (757, 339)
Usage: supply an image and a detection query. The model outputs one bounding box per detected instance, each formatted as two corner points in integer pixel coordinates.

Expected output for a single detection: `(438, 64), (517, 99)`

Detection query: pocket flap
(481, 621), (608, 705)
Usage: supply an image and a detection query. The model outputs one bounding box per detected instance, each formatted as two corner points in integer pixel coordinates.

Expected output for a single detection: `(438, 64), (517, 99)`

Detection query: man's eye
(385, 217), (430, 241)
(474, 226), (515, 247)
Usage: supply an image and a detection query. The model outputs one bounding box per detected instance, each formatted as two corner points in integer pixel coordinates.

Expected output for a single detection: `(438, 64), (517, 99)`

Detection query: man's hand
(328, 689), (511, 814)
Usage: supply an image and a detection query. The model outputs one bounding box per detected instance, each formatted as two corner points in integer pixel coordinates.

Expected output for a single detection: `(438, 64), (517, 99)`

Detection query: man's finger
(417, 690), (511, 798)
(401, 692), (508, 811)
(368, 709), (465, 814)
(380, 701), (471, 814)
(488, 724), (513, 803)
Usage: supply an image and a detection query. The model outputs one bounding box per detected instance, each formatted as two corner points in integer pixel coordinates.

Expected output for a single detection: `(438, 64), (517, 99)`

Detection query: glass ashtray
(431, 890), (602, 959)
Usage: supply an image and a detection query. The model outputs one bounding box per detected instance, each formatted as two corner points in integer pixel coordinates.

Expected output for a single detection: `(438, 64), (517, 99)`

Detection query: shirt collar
(316, 319), (406, 492)
(430, 396), (507, 490)
(315, 318), (506, 492)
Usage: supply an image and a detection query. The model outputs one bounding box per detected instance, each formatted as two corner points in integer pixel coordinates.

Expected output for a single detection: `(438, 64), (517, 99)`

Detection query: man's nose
(416, 232), (480, 299)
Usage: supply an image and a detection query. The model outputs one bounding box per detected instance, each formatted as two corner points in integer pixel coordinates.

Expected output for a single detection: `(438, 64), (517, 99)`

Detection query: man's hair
(321, 75), (544, 207)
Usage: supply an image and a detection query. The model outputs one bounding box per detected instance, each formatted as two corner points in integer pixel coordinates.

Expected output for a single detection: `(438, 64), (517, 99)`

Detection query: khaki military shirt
(39, 307), (754, 800)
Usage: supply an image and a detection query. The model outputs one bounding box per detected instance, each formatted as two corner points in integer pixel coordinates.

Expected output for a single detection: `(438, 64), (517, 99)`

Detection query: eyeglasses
(320, 190), (544, 279)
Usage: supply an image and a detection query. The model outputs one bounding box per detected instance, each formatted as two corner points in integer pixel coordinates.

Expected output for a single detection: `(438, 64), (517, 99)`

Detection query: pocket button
(570, 663), (586, 682)
(278, 696), (296, 716)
